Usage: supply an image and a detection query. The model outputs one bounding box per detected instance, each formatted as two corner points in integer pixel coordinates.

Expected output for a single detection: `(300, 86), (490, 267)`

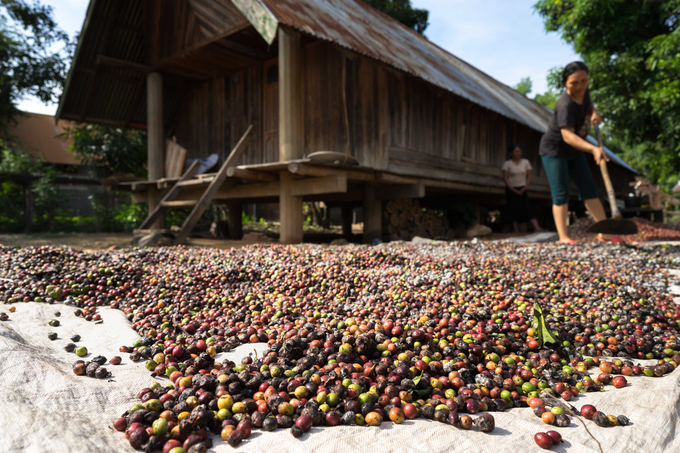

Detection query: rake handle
(595, 125), (621, 220)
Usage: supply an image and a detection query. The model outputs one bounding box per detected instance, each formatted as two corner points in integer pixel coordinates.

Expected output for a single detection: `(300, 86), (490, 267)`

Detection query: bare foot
(559, 237), (576, 244)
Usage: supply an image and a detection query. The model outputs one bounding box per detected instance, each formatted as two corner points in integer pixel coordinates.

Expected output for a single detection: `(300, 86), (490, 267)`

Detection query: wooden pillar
(24, 184), (33, 233)
(278, 26), (303, 243)
(363, 186), (382, 244)
(341, 204), (352, 237)
(227, 201), (243, 240)
(147, 72), (165, 228)
(280, 172), (303, 244)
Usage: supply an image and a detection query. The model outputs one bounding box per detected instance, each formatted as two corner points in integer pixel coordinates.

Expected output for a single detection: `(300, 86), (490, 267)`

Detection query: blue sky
(17, 0), (578, 115)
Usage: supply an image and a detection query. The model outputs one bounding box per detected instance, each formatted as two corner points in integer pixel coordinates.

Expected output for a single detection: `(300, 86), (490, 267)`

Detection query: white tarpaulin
(1, 277), (680, 453)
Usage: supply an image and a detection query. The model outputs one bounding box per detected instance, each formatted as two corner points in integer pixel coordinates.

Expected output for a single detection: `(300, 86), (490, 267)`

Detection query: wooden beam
(287, 162), (375, 182)
(172, 125), (253, 244)
(279, 26), (303, 162)
(388, 160), (505, 189)
(153, 21), (252, 71)
(173, 177), (214, 188)
(388, 147), (552, 190)
(226, 167), (277, 182)
(213, 182), (278, 199)
(139, 161), (201, 229)
(162, 200), (197, 209)
(97, 55), (151, 74)
(363, 186), (381, 244)
(147, 72), (165, 229)
(218, 38), (273, 60)
(376, 184), (425, 200)
(292, 175), (347, 197)
(303, 188), (363, 203)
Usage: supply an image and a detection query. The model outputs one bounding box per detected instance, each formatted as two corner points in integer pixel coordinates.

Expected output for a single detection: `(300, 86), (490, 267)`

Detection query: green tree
(65, 124), (148, 179)
(513, 77), (533, 96)
(534, 0), (680, 190)
(363, 0), (429, 34)
(0, 0), (70, 127)
(0, 139), (63, 231)
(533, 66), (562, 110)
(534, 91), (558, 110)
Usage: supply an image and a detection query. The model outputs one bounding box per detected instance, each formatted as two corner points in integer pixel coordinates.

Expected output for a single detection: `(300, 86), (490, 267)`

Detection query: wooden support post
(280, 172), (303, 244)
(363, 186), (381, 244)
(341, 204), (352, 237)
(279, 26), (304, 243)
(24, 184), (34, 233)
(147, 72), (164, 228)
(227, 201), (243, 240)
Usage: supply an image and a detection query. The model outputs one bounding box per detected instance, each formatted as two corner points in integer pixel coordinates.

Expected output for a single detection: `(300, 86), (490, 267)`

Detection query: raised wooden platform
(118, 158), (554, 201)
(118, 156), (557, 245)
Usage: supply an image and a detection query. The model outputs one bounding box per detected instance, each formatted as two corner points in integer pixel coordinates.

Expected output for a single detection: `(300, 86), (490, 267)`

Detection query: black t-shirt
(539, 90), (593, 157)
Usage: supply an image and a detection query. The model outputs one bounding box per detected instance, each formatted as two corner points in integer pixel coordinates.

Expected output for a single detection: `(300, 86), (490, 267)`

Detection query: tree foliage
(534, 0), (680, 189)
(513, 77), (533, 96)
(533, 67), (564, 110)
(65, 125), (148, 179)
(363, 0), (429, 34)
(0, 0), (70, 127)
(0, 139), (64, 231)
(534, 90), (558, 110)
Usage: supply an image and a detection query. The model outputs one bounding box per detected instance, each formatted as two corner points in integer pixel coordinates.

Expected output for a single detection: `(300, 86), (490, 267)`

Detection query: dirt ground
(0, 229), (533, 251)
(0, 231), (276, 251)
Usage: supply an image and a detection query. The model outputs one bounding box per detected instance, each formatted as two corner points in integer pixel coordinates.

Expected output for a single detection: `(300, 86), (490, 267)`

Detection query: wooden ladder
(137, 125), (253, 244)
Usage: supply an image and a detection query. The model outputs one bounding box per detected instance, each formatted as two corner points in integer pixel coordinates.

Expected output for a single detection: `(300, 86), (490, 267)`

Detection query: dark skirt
(505, 186), (536, 223)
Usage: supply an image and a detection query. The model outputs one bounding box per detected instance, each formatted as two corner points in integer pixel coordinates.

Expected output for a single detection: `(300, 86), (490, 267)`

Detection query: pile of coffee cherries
(1, 242), (680, 452)
(569, 217), (680, 243)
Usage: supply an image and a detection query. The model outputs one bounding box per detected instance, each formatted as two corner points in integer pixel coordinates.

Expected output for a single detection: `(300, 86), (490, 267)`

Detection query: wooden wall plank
(171, 38), (556, 190)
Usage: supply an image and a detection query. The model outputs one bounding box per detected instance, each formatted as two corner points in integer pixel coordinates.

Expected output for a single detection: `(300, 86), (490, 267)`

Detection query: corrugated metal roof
(244, 0), (553, 132)
(239, 0), (637, 174)
(7, 113), (79, 165)
(57, 0), (638, 176)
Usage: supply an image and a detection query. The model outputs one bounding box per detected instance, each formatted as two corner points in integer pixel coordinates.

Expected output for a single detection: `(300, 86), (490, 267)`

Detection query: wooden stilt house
(56, 0), (640, 243)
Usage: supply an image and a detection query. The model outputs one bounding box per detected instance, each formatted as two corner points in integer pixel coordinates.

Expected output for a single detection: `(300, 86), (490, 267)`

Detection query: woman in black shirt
(539, 62), (615, 244)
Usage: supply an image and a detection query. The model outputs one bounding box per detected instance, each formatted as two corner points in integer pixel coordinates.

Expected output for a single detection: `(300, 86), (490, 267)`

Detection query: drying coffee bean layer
(569, 218), (680, 243)
(1, 243), (680, 453)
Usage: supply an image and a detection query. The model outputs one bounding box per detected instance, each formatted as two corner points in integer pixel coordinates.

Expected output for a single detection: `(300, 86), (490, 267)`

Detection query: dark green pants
(541, 152), (599, 206)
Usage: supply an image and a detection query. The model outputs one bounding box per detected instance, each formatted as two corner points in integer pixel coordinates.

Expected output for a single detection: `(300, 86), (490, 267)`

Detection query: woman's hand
(592, 146), (609, 165)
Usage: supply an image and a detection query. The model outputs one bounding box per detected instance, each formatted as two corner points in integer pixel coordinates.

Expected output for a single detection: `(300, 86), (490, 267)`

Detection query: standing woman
(502, 144), (544, 233)
(539, 61), (616, 244)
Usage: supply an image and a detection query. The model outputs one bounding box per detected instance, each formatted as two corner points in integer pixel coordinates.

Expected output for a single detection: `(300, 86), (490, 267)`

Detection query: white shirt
(502, 158), (532, 188)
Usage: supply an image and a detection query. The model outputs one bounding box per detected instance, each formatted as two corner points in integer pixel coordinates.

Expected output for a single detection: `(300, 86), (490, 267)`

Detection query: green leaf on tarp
(412, 370), (424, 386)
(413, 387), (432, 398)
(533, 301), (558, 347)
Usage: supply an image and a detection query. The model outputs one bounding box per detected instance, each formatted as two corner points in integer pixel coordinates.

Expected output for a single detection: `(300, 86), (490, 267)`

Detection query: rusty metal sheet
(245, 0), (552, 133)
